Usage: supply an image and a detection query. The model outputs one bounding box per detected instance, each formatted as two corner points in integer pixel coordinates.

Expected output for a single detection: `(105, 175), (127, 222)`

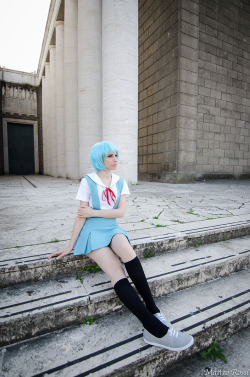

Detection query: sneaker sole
(143, 336), (194, 352)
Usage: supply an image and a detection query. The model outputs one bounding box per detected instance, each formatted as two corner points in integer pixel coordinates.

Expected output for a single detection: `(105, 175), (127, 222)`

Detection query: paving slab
(0, 175), (250, 249)
(0, 270), (249, 377)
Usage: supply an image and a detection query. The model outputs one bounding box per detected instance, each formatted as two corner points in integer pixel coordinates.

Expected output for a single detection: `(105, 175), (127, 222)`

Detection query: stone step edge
(3, 279), (249, 377)
(1, 252), (249, 347)
(1, 221), (250, 288)
(104, 309), (250, 377)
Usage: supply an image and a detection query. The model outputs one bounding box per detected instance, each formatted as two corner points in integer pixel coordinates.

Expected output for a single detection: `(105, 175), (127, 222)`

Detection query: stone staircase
(0, 219), (250, 377)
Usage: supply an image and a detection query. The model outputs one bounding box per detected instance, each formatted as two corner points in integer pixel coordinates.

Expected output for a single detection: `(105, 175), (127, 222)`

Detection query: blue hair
(89, 141), (119, 171)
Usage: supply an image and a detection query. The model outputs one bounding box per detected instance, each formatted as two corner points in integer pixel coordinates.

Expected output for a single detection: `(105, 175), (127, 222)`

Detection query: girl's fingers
(48, 248), (72, 259)
(48, 250), (64, 259)
(57, 250), (70, 260)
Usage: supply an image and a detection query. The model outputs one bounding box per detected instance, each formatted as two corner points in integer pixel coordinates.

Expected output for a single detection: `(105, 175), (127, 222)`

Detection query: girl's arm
(78, 194), (126, 219)
(48, 201), (88, 260)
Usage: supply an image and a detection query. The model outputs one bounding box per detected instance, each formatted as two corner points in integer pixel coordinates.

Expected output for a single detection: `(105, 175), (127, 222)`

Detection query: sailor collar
(87, 172), (120, 188)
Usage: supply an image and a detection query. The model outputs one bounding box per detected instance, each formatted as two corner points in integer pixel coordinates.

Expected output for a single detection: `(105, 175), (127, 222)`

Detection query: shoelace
(102, 187), (116, 206)
(168, 328), (179, 339)
(156, 313), (166, 322)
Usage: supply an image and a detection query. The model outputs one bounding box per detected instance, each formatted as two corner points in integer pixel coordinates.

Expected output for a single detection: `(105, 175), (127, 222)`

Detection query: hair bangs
(89, 141), (119, 171)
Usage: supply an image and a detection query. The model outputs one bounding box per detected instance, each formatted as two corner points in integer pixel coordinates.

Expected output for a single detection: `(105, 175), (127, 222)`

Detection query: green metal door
(8, 123), (35, 174)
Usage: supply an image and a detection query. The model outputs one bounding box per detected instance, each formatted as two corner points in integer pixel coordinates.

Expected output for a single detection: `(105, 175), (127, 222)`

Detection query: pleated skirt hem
(73, 217), (130, 256)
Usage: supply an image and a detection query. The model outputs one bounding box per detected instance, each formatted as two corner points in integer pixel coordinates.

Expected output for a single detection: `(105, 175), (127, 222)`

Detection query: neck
(97, 169), (111, 178)
(97, 169), (112, 186)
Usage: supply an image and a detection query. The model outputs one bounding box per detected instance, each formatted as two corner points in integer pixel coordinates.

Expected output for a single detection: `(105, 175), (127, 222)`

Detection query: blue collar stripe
(84, 176), (124, 210)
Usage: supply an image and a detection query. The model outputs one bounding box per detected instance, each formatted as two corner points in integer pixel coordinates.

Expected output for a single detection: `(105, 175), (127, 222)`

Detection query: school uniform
(72, 172), (188, 349)
(74, 172), (130, 255)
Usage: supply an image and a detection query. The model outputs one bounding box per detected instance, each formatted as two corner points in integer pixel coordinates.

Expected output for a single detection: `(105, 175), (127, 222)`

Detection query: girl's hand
(78, 206), (95, 218)
(48, 246), (73, 260)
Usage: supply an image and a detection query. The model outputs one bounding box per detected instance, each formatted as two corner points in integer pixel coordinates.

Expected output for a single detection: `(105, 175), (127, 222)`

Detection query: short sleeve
(76, 178), (90, 202)
(121, 179), (130, 196)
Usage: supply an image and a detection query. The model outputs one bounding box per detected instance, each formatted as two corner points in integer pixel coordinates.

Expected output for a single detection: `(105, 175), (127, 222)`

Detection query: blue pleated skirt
(73, 217), (130, 256)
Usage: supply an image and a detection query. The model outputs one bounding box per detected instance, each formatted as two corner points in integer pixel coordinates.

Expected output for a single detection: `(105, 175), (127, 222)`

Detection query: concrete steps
(0, 219), (250, 376)
(0, 235), (249, 347)
(1, 269), (249, 377)
(1, 216), (250, 287)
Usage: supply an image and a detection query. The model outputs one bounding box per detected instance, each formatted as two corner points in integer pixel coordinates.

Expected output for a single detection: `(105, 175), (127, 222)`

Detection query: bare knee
(111, 234), (136, 263)
(87, 247), (126, 286)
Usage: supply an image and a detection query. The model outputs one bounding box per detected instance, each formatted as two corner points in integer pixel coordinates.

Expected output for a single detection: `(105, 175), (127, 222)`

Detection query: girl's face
(103, 151), (118, 171)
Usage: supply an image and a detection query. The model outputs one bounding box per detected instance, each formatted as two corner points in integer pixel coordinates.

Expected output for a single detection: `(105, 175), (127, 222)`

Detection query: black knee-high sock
(124, 256), (160, 314)
(114, 278), (168, 337)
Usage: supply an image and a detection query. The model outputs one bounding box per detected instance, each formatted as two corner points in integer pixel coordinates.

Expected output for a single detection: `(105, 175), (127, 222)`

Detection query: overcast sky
(0, 0), (51, 73)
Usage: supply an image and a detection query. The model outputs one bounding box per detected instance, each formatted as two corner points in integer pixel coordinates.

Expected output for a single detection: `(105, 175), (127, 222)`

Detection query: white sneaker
(143, 327), (194, 352)
(154, 311), (173, 329)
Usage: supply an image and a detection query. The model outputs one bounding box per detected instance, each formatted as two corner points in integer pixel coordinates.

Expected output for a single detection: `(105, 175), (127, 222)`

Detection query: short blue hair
(89, 141), (119, 171)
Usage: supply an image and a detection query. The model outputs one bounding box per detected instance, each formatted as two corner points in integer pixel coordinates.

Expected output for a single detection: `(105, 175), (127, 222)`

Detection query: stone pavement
(0, 174), (250, 250)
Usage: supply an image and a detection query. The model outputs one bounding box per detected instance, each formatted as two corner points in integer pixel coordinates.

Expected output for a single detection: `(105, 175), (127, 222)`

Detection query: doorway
(7, 123), (35, 174)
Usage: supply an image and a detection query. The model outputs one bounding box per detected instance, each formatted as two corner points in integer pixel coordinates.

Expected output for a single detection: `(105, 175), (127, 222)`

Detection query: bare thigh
(87, 246), (126, 286)
(110, 234), (136, 263)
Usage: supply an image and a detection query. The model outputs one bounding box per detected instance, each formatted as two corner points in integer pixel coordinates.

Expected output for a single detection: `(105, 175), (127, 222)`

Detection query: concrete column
(78, 0), (102, 177)
(49, 45), (57, 177)
(102, 0), (138, 183)
(44, 62), (51, 175)
(41, 75), (48, 175)
(64, 0), (79, 179)
(55, 21), (66, 177)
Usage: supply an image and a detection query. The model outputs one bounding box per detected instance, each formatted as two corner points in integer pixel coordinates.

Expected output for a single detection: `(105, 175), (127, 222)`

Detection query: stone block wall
(138, 0), (179, 180)
(177, 0), (199, 180)
(197, 0), (250, 179)
(139, 0), (250, 182)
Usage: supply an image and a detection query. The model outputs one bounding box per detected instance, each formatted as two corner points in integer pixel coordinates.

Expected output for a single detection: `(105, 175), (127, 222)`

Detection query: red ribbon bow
(102, 187), (116, 206)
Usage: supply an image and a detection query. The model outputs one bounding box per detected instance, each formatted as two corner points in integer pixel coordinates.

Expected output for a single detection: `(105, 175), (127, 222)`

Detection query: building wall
(38, 0), (138, 184)
(2, 83), (37, 117)
(0, 80), (3, 174)
(1, 0), (249, 181)
(139, 0), (250, 182)
(0, 69), (41, 174)
(197, 0), (250, 179)
(138, 0), (179, 181)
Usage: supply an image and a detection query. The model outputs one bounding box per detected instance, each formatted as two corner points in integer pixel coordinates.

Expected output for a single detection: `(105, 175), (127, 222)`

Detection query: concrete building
(0, 69), (42, 175)
(0, 0), (250, 183)
(38, 0), (138, 183)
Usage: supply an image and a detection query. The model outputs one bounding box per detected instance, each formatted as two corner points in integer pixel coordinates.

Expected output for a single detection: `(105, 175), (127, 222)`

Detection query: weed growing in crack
(76, 269), (84, 284)
(82, 316), (97, 325)
(187, 209), (199, 216)
(200, 339), (227, 363)
(153, 209), (164, 219)
(144, 248), (155, 259)
(171, 220), (185, 224)
(84, 265), (101, 273)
